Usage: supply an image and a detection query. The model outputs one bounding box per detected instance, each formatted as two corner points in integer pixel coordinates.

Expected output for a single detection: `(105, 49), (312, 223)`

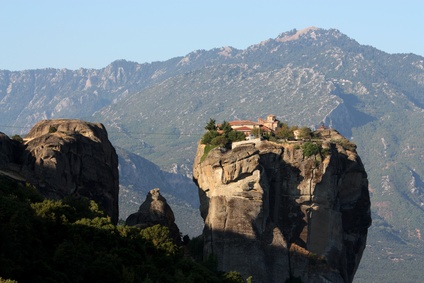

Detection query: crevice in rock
(230, 172), (254, 183)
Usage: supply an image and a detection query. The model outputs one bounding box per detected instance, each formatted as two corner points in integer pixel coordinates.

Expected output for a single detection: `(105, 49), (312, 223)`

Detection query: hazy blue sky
(1, 1), (423, 71)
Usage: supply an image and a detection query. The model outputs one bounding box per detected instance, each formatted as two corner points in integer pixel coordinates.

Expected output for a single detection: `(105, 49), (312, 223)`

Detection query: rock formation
(0, 133), (24, 171)
(126, 188), (181, 243)
(193, 129), (371, 283)
(0, 119), (119, 224)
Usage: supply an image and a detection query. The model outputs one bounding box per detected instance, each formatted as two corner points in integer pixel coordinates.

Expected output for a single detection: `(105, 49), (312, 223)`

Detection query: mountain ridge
(1, 27), (424, 282)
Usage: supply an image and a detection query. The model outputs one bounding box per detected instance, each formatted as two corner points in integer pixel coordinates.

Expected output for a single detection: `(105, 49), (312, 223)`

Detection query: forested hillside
(0, 175), (246, 283)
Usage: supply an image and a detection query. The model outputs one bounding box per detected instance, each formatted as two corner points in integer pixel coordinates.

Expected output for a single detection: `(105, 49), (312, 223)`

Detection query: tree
(250, 127), (262, 138)
(211, 135), (228, 147)
(298, 126), (312, 140)
(140, 225), (179, 256)
(275, 123), (294, 140)
(205, 118), (216, 131)
(222, 271), (245, 283)
(201, 130), (219, 144)
(227, 130), (246, 142)
(219, 121), (232, 135)
(0, 175), (231, 283)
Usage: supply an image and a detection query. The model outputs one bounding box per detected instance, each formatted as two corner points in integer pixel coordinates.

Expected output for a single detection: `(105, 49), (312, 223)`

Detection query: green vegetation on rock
(302, 142), (320, 157)
(200, 119), (246, 161)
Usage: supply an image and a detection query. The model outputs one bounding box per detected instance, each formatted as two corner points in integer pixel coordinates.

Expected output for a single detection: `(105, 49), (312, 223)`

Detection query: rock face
(193, 129), (371, 283)
(126, 188), (181, 243)
(0, 119), (119, 224)
(0, 134), (26, 182)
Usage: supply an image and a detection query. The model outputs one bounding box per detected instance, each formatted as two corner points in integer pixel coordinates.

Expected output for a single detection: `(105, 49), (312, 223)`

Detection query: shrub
(0, 278), (18, 283)
(227, 130), (245, 142)
(201, 130), (219, 144)
(140, 225), (180, 256)
(268, 136), (277, 142)
(302, 142), (320, 157)
(298, 126), (312, 140)
(210, 135), (228, 147)
(11, 135), (23, 143)
(275, 124), (294, 140)
(250, 127), (262, 138)
(222, 271), (244, 283)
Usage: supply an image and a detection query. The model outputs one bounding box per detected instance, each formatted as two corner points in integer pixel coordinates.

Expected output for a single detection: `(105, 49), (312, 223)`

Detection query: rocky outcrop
(0, 119), (119, 224)
(126, 188), (181, 243)
(193, 129), (371, 283)
(0, 134), (26, 180)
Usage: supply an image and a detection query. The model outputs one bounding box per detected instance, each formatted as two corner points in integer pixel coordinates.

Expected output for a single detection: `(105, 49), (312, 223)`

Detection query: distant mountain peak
(276, 26), (320, 42)
(218, 46), (235, 57)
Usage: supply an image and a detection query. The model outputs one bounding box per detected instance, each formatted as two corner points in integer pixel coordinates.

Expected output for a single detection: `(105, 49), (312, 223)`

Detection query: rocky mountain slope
(1, 27), (423, 281)
(193, 129), (371, 283)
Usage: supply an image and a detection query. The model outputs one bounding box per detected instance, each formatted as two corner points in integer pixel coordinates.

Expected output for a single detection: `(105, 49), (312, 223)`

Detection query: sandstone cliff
(126, 188), (181, 243)
(193, 129), (371, 283)
(0, 119), (119, 224)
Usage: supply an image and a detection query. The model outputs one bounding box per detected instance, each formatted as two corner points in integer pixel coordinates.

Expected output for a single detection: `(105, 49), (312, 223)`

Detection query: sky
(1, 0), (423, 71)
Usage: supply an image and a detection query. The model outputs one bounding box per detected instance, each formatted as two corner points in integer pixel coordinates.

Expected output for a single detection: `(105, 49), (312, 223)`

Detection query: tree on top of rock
(205, 118), (217, 131)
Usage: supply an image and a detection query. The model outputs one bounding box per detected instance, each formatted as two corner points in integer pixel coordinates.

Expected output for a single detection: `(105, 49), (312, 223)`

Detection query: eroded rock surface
(193, 129), (371, 283)
(126, 188), (181, 243)
(0, 119), (119, 224)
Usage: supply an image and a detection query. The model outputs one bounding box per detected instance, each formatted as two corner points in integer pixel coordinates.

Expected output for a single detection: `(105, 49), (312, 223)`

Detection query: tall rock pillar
(193, 130), (371, 283)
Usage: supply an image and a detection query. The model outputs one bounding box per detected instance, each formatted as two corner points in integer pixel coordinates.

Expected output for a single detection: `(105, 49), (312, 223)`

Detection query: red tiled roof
(233, 126), (253, 132)
(229, 120), (258, 126)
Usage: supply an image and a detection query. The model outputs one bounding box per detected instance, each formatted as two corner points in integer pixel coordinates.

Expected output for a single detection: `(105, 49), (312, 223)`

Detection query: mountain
(1, 27), (424, 282)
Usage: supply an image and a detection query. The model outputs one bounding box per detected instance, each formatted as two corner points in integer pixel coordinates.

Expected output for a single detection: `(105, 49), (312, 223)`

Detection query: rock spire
(193, 129), (371, 283)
